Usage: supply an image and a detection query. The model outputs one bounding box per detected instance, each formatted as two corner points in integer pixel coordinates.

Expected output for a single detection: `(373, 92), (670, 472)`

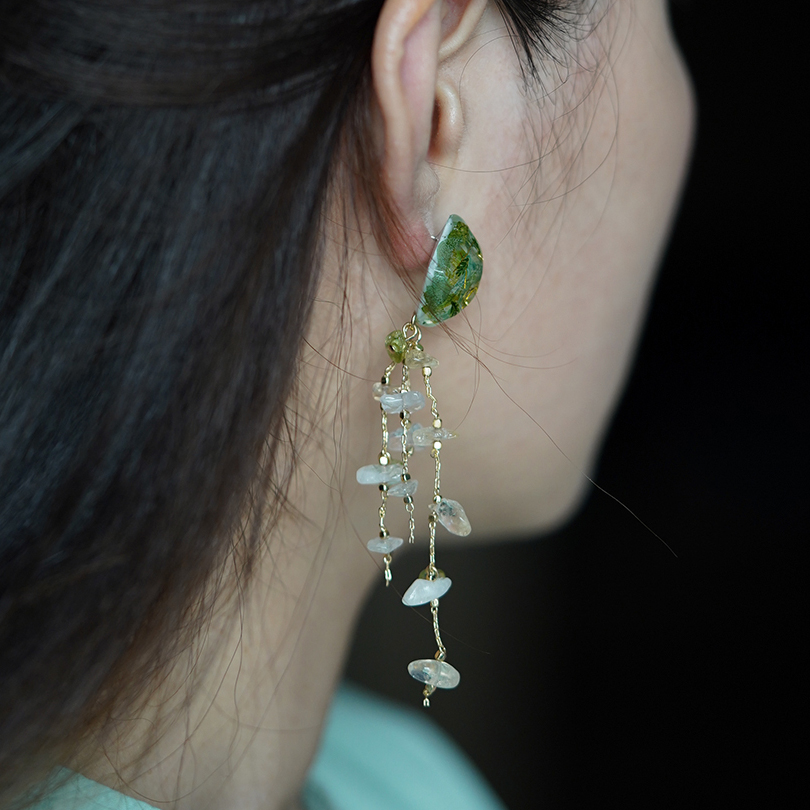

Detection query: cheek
(343, 4), (695, 545)
(429, 8), (695, 539)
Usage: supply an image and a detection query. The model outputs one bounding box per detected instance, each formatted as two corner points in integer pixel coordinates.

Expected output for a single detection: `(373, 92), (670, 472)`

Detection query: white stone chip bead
(401, 390), (426, 411)
(407, 659), (461, 689)
(356, 463), (403, 485)
(372, 382), (391, 401)
(391, 422), (427, 451)
(404, 350), (439, 369)
(411, 426), (457, 447)
(429, 498), (471, 536)
(388, 478), (418, 497)
(390, 422), (422, 447)
(367, 536), (404, 554)
(401, 575), (452, 606)
(380, 390), (426, 414)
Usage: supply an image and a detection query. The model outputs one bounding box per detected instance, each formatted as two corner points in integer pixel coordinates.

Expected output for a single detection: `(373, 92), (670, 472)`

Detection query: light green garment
(35, 683), (506, 810)
(27, 773), (151, 810)
(305, 683), (506, 810)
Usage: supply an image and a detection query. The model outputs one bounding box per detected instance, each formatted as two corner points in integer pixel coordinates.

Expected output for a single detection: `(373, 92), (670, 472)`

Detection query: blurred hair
(0, 0), (581, 802)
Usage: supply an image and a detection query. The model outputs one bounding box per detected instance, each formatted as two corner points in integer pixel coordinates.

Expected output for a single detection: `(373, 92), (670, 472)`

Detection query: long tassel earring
(356, 215), (483, 707)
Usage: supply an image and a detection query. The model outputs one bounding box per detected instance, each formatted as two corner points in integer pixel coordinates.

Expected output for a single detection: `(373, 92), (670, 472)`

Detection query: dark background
(345, 3), (805, 808)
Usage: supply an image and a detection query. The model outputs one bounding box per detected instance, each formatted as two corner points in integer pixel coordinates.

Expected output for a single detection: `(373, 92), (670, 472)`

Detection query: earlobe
(371, 0), (488, 268)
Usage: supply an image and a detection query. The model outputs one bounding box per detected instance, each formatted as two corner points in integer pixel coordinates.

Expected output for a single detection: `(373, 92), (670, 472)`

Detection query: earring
(356, 214), (483, 706)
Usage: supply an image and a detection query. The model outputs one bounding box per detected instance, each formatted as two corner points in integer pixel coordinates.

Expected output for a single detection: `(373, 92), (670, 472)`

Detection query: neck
(80, 270), (390, 810)
(81, 457), (379, 810)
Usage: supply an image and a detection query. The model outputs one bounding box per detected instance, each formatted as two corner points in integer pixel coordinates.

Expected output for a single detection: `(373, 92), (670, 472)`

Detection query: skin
(84, 1), (694, 808)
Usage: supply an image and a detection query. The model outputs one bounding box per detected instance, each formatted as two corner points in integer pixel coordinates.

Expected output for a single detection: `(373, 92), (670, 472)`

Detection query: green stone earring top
(415, 214), (483, 327)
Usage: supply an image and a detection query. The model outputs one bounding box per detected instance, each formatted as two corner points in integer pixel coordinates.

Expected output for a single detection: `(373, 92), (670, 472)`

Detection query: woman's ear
(371, 0), (488, 267)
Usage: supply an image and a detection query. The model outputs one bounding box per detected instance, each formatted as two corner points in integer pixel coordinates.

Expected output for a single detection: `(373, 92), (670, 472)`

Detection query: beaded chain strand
(356, 317), (469, 705)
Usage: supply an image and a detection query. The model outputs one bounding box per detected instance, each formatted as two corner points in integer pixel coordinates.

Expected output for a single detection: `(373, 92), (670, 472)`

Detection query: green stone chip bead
(416, 214), (483, 327)
(385, 330), (407, 363)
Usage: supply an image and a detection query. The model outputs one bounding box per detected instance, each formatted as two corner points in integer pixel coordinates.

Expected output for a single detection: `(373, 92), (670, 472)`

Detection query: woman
(0, 0), (693, 808)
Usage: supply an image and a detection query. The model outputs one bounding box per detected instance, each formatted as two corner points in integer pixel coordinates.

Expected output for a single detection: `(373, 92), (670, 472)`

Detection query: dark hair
(0, 0), (581, 801)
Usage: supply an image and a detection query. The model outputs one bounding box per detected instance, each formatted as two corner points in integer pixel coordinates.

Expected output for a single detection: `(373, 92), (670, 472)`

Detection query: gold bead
(379, 455), (389, 465)
(433, 440), (442, 450)
(422, 367), (432, 377)
(433, 418), (442, 429)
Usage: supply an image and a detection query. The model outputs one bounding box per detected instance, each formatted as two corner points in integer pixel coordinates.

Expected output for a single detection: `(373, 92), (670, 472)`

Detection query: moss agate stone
(416, 215), (483, 327)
